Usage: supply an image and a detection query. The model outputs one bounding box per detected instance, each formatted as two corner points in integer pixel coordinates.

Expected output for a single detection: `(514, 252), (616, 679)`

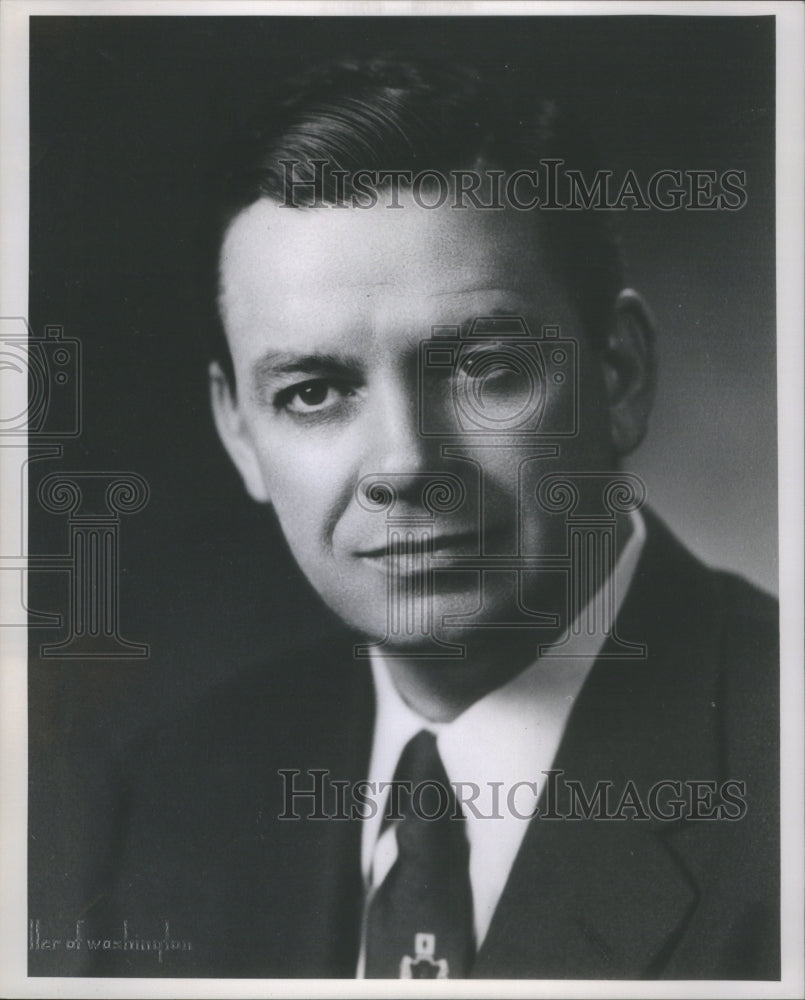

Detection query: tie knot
(394, 730), (445, 787)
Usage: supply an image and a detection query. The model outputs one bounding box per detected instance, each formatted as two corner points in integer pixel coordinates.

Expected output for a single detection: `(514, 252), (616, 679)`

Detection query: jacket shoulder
(712, 568), (778, 638)
(709, 569), (779, 778)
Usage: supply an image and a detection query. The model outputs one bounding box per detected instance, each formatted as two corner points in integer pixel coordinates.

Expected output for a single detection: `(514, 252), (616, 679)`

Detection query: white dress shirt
(357, 511), (646, 974)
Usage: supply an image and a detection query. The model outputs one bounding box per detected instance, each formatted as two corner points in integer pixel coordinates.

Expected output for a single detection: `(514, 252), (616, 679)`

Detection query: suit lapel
(473, 810), (698, 978)
(474, 514), (723, 978)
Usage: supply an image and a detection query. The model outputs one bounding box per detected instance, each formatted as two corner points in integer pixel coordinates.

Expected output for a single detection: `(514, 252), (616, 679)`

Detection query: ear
(209, 362), (272, 503)
(600, 289), (657, 456)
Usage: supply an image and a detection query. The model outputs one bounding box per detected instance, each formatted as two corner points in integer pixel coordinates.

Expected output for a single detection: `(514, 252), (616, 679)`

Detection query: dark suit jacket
(52, 512), (780, 979)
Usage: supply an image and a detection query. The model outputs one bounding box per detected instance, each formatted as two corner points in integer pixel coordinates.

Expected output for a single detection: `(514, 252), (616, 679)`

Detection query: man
(79, 58), (779, 979)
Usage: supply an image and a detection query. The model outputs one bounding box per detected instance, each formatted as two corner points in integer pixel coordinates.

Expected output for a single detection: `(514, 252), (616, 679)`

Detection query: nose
(364, 372), (434, 477)
(357, 370), (452, 514)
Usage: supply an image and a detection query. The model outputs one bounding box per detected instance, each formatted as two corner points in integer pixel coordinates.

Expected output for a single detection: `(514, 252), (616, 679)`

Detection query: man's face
(215, 194), (616, 646)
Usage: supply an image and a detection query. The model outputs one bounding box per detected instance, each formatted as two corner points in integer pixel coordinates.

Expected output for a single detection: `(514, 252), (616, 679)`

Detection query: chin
(332, 583), (554, 659)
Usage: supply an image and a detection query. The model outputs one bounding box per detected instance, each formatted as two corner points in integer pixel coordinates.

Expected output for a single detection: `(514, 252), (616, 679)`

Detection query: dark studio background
(27, 15), (776, 935)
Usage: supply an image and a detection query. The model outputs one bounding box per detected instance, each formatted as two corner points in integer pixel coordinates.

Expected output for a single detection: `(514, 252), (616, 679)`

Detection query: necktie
(363, 729), (475, 978)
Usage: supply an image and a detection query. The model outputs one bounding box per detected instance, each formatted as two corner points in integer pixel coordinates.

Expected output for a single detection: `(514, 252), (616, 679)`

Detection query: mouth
(355, 527), (508, 570)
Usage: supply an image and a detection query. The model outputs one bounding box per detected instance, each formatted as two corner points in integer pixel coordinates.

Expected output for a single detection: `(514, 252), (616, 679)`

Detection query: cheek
(251, 433), (358, 542)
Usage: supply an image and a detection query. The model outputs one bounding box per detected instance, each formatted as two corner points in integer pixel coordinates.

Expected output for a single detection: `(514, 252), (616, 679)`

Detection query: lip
(355, 526), (509, 570)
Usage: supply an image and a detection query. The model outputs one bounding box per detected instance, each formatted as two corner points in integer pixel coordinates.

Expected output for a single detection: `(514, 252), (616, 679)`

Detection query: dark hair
(204, 56), (624, 387)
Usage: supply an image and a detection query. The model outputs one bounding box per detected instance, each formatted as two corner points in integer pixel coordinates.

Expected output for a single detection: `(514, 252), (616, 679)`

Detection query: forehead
(218, 195), (575, 356)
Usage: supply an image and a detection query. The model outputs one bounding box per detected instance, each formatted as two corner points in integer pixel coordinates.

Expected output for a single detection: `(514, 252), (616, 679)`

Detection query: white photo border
(1, 2), (802, 998)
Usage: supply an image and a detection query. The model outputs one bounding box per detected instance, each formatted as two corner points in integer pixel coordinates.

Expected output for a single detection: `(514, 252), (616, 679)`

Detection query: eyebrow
(251, 350), (365, 386)
(248, 306), (532, 387)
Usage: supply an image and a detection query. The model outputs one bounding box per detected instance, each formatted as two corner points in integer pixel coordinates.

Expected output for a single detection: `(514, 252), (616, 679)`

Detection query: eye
(275, 378), (356, 415)
(457, 347), (526, 386)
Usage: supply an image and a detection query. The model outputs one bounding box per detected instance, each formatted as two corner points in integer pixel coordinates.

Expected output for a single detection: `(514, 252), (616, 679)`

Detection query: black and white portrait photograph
(0, 1), (802, 996)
